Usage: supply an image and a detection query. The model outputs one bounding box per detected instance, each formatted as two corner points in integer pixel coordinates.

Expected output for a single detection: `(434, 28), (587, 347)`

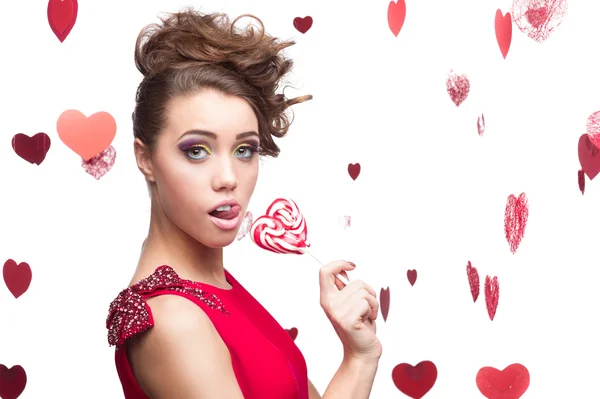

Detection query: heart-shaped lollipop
(251, 198), (308, 254)
(250, 198), (349, 286)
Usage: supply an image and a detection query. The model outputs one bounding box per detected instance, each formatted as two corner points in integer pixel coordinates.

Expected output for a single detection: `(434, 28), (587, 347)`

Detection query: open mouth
(209, 204), (241, 220)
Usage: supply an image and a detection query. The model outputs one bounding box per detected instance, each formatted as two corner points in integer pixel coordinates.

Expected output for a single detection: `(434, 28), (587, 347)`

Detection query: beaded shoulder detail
(106, 265), (230, 347)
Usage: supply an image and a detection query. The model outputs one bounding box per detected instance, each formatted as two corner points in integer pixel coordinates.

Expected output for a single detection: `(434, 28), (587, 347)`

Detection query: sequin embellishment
(106, 265), (230, 347)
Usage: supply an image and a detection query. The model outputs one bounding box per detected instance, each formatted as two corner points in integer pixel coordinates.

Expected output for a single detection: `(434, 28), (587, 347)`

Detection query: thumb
(319, 260), (355, 296)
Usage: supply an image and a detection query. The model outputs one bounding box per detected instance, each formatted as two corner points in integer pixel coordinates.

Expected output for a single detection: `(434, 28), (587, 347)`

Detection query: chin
(199, 231), (238, 249)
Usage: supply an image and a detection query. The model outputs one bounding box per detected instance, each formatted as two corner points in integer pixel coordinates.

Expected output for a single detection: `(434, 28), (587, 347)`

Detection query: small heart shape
(476, 363), (530, 399)
(2, 260), (32, 299)
(578, 134), (600, 180)
(82, 145), (116, 180)
(392, 361), (437, 398)
(407, 269), (417, 286)
(47, 0), (78, 42)
(578, 169), (585, 195)
(485, 275), (499, 321)
(0, 364), (27, 399)
(11, 133), (51, 165)
(293, 16), (313, 34)
(348, 163), (361, 180)
(512, 0), (567, 43)
(380, 287), (390, 322)
(504, 193), (528, 254)
(446, 70), (470, 107)
(466, 261), (480, 303)
(250, 199), (308, 254)
(57, 109), (116, 161)
(387, 0), (406, 37)
(477, 114), (485, 136)
(286, 327), (298, 341)
(495, 10), (512, 59)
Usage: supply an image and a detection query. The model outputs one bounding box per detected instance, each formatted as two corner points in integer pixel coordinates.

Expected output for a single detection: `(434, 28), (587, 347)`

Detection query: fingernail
(348, 261), (356, 267)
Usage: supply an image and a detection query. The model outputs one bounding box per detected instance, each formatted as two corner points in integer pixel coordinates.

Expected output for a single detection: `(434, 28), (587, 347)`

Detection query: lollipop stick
(303, 248), (350, 286)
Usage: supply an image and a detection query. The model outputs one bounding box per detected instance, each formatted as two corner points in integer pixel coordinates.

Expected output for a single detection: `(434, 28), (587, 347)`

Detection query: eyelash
(184, 143), (259, 161)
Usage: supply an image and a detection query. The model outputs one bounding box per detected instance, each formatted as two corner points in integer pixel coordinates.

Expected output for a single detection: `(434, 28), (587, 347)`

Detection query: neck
(136, 206), (229, 288)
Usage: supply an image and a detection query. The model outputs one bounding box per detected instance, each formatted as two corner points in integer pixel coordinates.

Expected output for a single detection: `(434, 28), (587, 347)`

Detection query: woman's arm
(309, 379), (322, 399)
(127, 294), (245, 399)
(321, 355), (379, 399)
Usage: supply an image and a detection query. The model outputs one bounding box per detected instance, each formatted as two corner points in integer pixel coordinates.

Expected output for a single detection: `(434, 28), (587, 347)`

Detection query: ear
(134, 138), (155, 182)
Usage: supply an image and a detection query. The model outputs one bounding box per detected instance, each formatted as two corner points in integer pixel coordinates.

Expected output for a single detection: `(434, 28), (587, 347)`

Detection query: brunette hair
(132, 8), (312, 158)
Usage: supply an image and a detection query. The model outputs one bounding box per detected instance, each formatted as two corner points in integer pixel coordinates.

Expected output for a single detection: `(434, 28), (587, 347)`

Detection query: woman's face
(143, 89), (260, 248)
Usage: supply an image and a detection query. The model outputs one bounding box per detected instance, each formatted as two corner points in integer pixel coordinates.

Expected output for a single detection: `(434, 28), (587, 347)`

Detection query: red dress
(106, 265), (308, 399)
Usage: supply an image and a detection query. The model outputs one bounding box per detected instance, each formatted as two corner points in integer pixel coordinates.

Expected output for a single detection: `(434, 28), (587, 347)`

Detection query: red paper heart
(578, 134), (600, 180)
(388, 0), (406, 37)
(0, 365), (26, 399)
(348, 163), (361, 180)
(47, 0), (78, 42)
(485, 275), (499, 321)
(392, 361), (437, 399)
(446, 70), (470, 107)
(286, 327), (298, 341)
(504, 193), (528, 254)
(293, 16), (313, 34)
(476, 363), (530, 399)
(2, 260), (32, 299)
(380, 287), (390, 322)
(11, 133), (51, 165)
(466, 261), (480, 303)
(495, 10), (512, 59)
(578, 169), (585, 195)
(512, 0), (567, 43)
(82, 145), (116, 180)
(407, 269), (417, 286)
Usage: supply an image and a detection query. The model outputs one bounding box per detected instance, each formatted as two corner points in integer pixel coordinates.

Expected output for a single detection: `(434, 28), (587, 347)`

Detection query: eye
(185, 145), (210, 160)
(234, 144), (258, 159)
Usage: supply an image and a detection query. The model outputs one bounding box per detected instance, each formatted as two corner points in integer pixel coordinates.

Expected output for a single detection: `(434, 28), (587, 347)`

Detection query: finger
(333, 270), (350, 291)
(319, 260), (355, 298)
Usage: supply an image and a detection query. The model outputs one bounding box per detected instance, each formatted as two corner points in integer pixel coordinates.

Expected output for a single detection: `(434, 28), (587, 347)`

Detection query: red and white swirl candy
(250, 198), (309, 254)
(250, 198), (350, 286)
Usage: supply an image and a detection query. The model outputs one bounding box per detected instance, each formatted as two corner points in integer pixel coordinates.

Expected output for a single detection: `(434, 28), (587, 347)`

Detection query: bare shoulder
(127, 294), (244, 399)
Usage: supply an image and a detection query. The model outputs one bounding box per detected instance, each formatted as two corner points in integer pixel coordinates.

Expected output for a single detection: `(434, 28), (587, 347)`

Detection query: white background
(1, 0), (599, 397)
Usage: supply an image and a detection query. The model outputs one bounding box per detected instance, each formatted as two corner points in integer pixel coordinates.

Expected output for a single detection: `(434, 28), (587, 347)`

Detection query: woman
(106, 8), (381, 399)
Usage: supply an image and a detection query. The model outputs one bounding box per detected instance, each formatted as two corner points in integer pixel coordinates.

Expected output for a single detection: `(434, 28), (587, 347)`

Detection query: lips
(208, 200), (241, 220)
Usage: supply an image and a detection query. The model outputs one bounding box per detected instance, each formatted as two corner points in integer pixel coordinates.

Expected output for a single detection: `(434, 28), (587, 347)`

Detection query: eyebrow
(178, 129), (259, 140)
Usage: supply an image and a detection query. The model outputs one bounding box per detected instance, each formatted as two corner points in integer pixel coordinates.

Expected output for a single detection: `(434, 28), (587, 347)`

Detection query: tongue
(210, 208), (239, 220)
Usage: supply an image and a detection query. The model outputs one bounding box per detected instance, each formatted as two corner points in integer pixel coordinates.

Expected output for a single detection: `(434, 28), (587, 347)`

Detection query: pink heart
(82, 145), (116, 180)
(504, 193), (528, 254)
(446, 70), (470, 106)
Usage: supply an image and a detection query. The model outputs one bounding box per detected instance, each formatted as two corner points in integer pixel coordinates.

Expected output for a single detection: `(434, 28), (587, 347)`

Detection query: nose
(212, 157), (238, 192)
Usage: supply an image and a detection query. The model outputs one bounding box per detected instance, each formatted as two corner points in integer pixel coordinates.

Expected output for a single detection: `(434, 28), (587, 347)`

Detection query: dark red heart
(476, 363), (530, 399)
(485, 275), (499, 321)
(0, 364), (27, 399)
(11, 133), (51, 165)
(466, 261), (480, 303)
(392, 361), (437, 399)
(286, 327), (298, 341)
(2, 260), (32, 299)
(578, 134), (600, 180)
(380, 287), (390, 322)
(293, 16), (312, 34)
(348, 163), (361, 180)
(407, 269), (417, 286)
(578, 169), (585, 194)
(47, 0), (78, 42)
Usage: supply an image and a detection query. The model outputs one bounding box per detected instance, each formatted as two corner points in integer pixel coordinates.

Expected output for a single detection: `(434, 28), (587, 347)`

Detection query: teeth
(216, 205), (231, 211)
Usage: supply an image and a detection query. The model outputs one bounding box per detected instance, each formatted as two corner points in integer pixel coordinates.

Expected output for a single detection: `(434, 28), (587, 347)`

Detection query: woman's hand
(319, 260), (382, 363)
